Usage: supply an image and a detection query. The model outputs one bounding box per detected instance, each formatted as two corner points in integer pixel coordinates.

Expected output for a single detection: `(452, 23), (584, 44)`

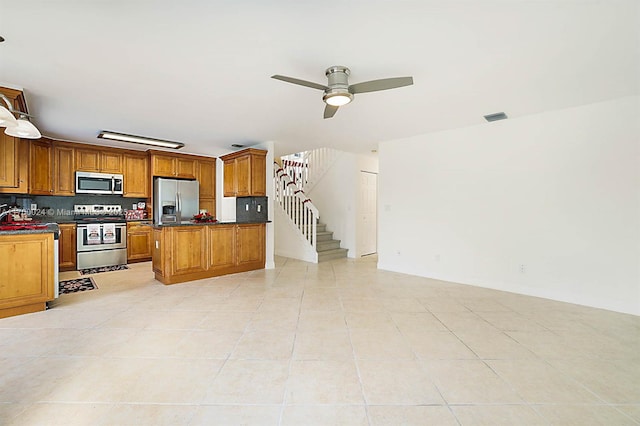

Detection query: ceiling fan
(271, 66), (414, 119)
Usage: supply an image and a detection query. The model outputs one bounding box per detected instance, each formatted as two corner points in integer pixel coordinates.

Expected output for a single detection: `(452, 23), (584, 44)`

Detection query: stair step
(316, 231), (334, 242)
(316, 223), (326, 233)
(316, 239), (341, 252)
(317, 248), (348, 262)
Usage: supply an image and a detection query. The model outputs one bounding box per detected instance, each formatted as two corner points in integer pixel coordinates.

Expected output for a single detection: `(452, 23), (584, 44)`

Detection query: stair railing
(281, 147), (339, 192)
(274, 162), (319, 249)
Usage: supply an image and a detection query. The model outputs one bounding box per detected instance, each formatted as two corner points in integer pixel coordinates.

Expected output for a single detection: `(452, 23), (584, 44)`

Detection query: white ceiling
(1, 1), (638, 158)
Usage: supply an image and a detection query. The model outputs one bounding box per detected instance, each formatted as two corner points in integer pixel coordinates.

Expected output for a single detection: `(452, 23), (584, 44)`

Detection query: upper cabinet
(0, 135), (17, 188)
(30, 140), (76, 196)
(52, 142), (75, 196)
(220, 148), (266, 197)
(197, 158), (216, 216)
(0, 87), (26, 190)
(149, 151), (197, 179)
(123, 152), (149, 198)
(75, 147), (123, 174)
(29, 138), (54, 195)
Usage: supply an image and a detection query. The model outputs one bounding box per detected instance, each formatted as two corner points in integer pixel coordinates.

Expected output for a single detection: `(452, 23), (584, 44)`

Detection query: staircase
(316, 222), (348, 262)
(274, 150), (348, 263)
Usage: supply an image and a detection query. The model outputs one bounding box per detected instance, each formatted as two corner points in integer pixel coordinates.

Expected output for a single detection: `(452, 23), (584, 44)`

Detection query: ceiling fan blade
(324, 104), (339, 119)
(349, 76), (414, 94)
(271, 75), (328, 91)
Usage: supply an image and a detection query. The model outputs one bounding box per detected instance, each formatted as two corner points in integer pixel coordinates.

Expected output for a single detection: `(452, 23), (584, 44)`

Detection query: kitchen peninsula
(151, 221), (266, 284)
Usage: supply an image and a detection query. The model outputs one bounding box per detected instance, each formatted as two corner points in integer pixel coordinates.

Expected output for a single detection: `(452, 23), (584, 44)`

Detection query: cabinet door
(100, 151), (123, 174)
(250, 154), (266, 196)
(75, 148), (100, 172)
(124, 154), (149, 198)
(209, 225), (236, 270)
(53, 145), (75, 196)
(198, 160), (216, 199)
(0, 233), (54, 310)
(152, 154), (175, 177)
(223, 160), (236, 196)
(236, 224), (265, 266)
(0, 139), (28, 194)
(175, 158), (197, 179)
(127, 223), (152, 262)
(0, 134), (17, 188)
(58, 224), (76, 271)
(235, 156), (251, 196)
(170, 226), (207, 275)
(29, 139), (53, 195)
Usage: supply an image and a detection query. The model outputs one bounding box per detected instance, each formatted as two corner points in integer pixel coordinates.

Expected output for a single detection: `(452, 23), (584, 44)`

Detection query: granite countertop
(149, 220), (270, 228)
(0, 223), (60, 239)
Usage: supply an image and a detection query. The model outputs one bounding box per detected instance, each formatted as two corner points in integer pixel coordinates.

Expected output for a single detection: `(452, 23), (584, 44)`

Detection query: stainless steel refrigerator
(153, 178), (200, 224)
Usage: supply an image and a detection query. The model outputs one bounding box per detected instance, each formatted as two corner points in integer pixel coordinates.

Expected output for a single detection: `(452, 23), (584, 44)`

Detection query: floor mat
(59, 277), (98, 295)
(79, 265), (129, 275)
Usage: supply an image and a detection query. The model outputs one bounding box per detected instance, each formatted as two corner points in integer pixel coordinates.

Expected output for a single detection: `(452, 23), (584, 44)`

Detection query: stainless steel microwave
(75, 171), (124, 195)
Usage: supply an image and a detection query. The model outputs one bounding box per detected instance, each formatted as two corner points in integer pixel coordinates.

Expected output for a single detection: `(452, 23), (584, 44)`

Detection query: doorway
(359, 171), (377, 256)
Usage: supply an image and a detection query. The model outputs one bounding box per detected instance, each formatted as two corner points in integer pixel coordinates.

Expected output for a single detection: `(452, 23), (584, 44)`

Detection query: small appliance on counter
(236, 196), (268, 223)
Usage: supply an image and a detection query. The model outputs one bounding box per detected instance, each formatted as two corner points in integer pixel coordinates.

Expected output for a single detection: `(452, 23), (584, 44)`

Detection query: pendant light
(0, 94), (42, 139)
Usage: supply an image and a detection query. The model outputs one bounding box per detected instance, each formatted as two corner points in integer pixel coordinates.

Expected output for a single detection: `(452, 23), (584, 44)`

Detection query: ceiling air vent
(231, 144), (245, 148)
(484, 112), (508, 122)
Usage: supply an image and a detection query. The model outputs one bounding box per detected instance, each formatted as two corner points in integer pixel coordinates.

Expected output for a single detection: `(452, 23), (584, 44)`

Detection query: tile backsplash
(0, 194), (146, 221)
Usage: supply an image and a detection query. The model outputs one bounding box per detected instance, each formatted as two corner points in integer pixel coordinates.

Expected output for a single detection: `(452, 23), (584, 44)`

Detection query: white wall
(307, 152), (379, 258)
(378, 96), (640, 315)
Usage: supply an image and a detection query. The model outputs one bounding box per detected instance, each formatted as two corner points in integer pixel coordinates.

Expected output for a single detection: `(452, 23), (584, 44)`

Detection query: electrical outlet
(435, 254), (441, 262)
(519, 264), (526, 273)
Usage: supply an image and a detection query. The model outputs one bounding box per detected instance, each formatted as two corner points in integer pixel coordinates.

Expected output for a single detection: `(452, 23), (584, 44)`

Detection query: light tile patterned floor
(1, 256), (639, 425)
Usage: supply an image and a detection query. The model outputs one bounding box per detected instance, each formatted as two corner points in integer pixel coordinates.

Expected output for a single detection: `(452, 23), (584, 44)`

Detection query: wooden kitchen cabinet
(237, 223), (265, 267)
(0, 87), (26, 189)
(208, 224), (236, 270)
(169, 226), (208, 276)
(123, 153), (150, 198)
(75, 147), (123, 174)
(150, 152), (197, 179)
(152, 222), (265, 285)
(220, 148), (266, 197)
(0, 232), (55, 318)
(127, 221), (152, 262)
(0, 139), (29, 194)
(29, 138), (53, 195)
(58, 223), (76, 271)
(53, 143), (75, 196)
(0, 134), (17, 188)
(29, 140), (75, 196)
(197, 159), (216, 216)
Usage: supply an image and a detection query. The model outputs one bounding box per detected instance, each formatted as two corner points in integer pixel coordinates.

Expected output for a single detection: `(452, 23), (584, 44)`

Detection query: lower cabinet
(127, 221), (152, 262)
(153, 223), (265, 284)
(169, 226), (208, 276)
(58, 223), (77, 271)
(209, 224), (237, 270)
(0, 233), (55, 318)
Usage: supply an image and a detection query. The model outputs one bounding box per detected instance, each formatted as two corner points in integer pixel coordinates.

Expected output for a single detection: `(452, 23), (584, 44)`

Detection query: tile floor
(1, 256), (639, 425)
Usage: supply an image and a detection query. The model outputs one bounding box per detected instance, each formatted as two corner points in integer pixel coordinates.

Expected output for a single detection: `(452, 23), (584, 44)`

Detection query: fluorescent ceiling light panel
(98, 131), (184, 149)
(484, 112), (508, 122)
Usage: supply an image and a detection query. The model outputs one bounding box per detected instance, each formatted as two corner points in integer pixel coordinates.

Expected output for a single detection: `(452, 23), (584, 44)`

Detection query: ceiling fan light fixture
(4, 115), (42, 139)
(323, 90), (353, 107)
(98, 130), (185, 149)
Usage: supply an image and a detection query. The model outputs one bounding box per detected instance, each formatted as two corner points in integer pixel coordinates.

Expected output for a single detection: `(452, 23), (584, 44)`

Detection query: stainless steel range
(74, 204), (127, 269)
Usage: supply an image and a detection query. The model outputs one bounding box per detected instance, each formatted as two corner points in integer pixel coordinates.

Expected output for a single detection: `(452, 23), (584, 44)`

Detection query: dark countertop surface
(0, 223), (60, 239)
(149, 220), (270, 228)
